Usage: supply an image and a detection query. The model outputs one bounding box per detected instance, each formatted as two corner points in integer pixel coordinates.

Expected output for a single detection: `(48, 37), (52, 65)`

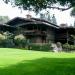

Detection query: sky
(0, 0), (74, 26)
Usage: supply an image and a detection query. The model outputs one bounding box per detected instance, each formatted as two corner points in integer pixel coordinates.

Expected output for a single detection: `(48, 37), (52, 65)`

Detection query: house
(6, 17), (59, 43)
(1, 16), (74, 44)
(56, 27), (75, 44)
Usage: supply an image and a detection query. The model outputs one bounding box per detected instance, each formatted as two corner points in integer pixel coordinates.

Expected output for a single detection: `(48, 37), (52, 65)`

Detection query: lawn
(0, 48), (75, 75)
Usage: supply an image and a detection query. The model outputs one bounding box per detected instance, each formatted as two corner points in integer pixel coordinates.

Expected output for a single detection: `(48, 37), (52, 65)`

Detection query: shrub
(0, 32), (15, 48)
(14, 34), (25, 40)
(0, 34), (6, 40)
(3, 39), (15, 48)
(3, 31), (14, 39)
(30, 43), (52, 51)
(0, 33), (6, 47)
(63, 43), (70, 51)
(14, 34), (26, 48)
(41, 44), (52, 51)
(30, 44), (41, 51)
(70, 45), (75, 50)
(63, 43), (75, 51)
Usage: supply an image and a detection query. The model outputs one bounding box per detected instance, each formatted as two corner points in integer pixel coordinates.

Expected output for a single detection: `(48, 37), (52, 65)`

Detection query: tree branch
(47, 6), (72, 11)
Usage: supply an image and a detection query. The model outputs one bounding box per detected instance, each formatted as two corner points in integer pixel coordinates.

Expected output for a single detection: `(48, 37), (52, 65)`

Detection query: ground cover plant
(0, 48), (75, 75)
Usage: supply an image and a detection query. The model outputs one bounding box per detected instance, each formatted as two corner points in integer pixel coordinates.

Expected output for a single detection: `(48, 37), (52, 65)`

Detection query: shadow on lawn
(0, 58), (75, 75)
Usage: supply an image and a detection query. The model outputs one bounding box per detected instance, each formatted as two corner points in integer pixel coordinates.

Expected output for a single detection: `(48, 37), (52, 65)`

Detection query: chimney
(26, 14), (32, 19)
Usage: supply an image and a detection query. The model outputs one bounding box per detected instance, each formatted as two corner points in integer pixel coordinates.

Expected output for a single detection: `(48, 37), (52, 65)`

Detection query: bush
(30, 44), (41, 51)
(63, 43), (70, 51)
(0, 32), (53, 51)
(3, 31), (13, 39)
(0, 34), (6, 47)
(63, 43), (75, 51)
(14, 34), (25, 40)
(70, 45), (75, 50)
(14, 34), (26, 48)
(0, 34), (6, 40)
(3, 39), (15, 48)
(41, 44), (52, 51)
(30, 43), (52, 51)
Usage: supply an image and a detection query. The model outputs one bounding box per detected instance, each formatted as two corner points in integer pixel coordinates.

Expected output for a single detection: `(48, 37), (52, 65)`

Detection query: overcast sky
(0, 0), (74, 26)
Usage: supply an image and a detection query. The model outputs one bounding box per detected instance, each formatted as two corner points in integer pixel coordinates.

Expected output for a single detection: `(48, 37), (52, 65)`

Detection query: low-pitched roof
(6, 17), (59, 29)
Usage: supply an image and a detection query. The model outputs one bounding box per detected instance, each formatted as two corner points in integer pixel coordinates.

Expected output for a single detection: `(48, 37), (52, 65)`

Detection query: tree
(45, 11), (51, 22)
(40, 11), (51, 22)
(0, 16), (9, 24)
(3, 0), (75, 12)
(52, 14), (57, 24)
(71, 35), (75, 45)
(70, 7), (75, 17)
(74, 21), (75, 27)
(40, 13), (45, 20)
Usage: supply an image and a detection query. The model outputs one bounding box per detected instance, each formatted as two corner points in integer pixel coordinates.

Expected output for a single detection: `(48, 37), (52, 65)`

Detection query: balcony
(23, 30), (47, 36)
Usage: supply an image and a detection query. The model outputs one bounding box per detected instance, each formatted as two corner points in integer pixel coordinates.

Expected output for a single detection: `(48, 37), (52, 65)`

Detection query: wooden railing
(23, 30), (47, 36)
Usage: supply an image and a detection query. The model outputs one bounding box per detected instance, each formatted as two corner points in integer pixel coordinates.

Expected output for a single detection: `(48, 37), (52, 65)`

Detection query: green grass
(0, 48), (75, 75)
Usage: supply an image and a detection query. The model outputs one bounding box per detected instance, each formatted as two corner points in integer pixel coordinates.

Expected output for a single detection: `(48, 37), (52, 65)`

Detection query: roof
(31, 18), (59, 28)
(6, 17), (59, 29)
(0, 24), (15, 28)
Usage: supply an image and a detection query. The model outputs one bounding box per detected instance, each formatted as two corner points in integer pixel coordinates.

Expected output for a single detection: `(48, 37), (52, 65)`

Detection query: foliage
(3, 0), (75, 12)
(71, 35), (75, 39)
(63, 43), (70, 51)
(0, 32), (52, 50)
(63, 43), (75, 51)
(3, 39), (15, 48)
(0, 34), (6, 40)
(0, 16), (9, 24)
(14, 34), (26, 48)
(3, 31), (14, 39)
(30, 44), (41, 51)
(0, 33), (27, 48)
(41, 44), (52, 51)
(70, 7), (75, 17)
(0, 32), (15, 48)
(30, 43), (52, 51)
(0, 33), (6, 47)
(14, 34), (25, 40)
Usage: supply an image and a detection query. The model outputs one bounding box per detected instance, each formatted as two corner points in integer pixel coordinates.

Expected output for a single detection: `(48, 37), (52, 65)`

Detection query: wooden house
(2, 17), (74, 44)
(6, 17), (59, 43)
(56, 27), (75, 44)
